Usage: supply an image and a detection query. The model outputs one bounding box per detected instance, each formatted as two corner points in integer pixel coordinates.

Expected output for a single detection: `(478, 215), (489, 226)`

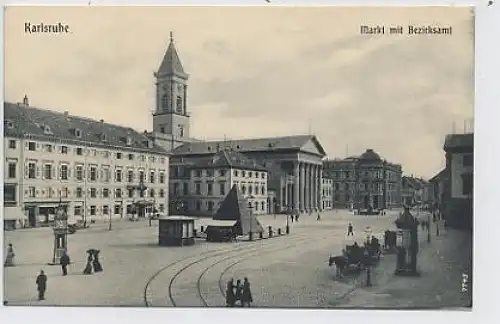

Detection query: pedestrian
(347, 222), (354, 236)
(83, 253), (93, 275)
(235, 279), (243, 307)
(241, 277), (253, 307)
(317, 213), (321, 221)
(4, 243), (15, 267)
(60, 250), (71, 276)
(36, 270), (47, 301)
(225, 279), (236, 307)
(92, 250), (103, 273)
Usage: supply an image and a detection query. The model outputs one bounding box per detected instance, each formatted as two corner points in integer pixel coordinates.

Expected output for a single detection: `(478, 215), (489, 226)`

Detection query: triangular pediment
(300, 136), (327, 156)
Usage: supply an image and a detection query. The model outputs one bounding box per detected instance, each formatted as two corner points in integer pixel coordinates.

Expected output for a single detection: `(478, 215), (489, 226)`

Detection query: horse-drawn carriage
(328, 237), (381, 277)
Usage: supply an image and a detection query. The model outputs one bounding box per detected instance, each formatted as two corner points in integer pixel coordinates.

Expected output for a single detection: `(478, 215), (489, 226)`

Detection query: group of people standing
(225, 277), (253, 307)
(83, 249), (103, 275)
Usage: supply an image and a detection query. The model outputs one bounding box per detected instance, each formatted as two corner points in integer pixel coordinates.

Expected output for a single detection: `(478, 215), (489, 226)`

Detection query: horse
(328, 255), (347, 278)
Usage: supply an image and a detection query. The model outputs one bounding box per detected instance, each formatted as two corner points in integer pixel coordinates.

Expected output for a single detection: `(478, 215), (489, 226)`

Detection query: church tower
(153, 32), (190, 141)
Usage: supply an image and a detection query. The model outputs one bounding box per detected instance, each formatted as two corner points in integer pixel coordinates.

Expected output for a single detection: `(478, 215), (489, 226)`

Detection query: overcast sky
(5, 6), (474, 178)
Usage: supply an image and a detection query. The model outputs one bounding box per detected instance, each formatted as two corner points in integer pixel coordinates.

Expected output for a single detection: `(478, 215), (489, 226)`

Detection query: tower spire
(170, 31), (173, 43)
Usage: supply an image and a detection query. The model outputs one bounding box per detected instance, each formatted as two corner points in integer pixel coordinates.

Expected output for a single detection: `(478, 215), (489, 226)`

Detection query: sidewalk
(331, 224), (472, 308)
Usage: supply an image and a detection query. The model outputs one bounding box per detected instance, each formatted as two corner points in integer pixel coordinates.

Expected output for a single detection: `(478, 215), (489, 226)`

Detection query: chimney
(64, 111), (69, 116)
(22, 94), (29, 106)
(100, 119), (104, 124)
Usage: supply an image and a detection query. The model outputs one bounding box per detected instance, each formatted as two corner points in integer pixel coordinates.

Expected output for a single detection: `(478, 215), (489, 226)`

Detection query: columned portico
(309, 164), (315, 212)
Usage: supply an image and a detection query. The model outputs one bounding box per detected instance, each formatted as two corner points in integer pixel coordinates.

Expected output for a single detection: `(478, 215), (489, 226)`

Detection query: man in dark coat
(60, 251), (71, 276)
(36, 270), (47, 301)
(241, 277), (253, 307)
(347, 222), (354, 236)
(225, 279), (236, 307)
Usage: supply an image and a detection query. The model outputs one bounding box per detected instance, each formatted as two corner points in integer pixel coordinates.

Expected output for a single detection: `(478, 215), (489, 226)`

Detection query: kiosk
(158, 216), (196, 246)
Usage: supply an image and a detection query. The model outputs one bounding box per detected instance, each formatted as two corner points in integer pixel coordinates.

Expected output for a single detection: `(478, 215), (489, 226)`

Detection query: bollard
(249, 231), (253, 241)
(277, 228), (282, 235)
(259, 232), (263, 239)
(201, 226), (204, 233)
(268, 226), (273, 238)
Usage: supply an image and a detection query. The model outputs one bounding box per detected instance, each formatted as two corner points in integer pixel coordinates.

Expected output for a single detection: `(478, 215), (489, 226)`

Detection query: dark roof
(402, 176), (424, 189)
(156, 35), (187, 77)
(190, 149), (267, 171)
(172, 135), (327, 156)
(213, 184), (264, 235)
(3, 101), (168, 154)
(429, 168), (448, 183)
(444, 133), (474, 151)
(358, 149), (382, 163)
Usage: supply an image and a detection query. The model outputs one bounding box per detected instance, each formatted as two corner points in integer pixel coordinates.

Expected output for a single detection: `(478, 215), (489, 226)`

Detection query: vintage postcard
(3, 5), (473, 309)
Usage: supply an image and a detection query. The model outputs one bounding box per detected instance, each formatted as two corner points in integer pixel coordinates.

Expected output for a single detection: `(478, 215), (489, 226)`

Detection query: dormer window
(43, 125), (53, 135)
(236, 145), (241, 149)
(5, 120), (14, 129)
(126, 136), (132, 146)
(101, 133), (108, 141)
(207, 146), (212, 151)
(75, 128), (82, 138)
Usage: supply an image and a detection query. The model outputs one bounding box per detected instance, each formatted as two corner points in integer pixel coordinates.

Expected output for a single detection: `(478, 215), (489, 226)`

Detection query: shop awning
(2, 207), (27, 221)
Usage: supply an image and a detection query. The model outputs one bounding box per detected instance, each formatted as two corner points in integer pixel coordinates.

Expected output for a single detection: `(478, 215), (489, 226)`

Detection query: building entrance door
(27, 207), (36, 227)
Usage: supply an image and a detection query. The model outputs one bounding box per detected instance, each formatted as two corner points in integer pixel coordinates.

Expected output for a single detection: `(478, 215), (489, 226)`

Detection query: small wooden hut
(158, 215), (196, 246)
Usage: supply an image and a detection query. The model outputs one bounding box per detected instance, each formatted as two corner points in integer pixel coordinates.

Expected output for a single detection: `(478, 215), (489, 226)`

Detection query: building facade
(321, 177), (333, 210)
(324, 149), (403, 210)
(171, 136), (327, 215)
(429, 168), (448, 215)
(3, 98), (170, 229)
(169, 149), (268, 216)
(443, 133), (473, 230)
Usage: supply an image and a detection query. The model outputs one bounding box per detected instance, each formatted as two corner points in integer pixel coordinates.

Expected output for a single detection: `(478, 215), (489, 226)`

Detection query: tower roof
(157, 32), (187, 77)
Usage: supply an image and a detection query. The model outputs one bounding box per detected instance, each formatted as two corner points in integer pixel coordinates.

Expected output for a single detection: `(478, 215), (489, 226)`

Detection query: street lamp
(248, 195), (255, 241)
(108, 207), (112, 231)
(427, 210), (431, 243)
(286, 205), (290, 234)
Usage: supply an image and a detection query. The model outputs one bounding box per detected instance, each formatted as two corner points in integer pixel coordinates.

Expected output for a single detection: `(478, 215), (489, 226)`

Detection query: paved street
(3, 209), (471, 308)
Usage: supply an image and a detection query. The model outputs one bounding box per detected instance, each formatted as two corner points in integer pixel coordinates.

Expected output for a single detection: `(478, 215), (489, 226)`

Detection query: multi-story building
(429, 168), (448, 215)
(324, 149), (403, 210)
(443, 133), (473, 230)
(169, 149), (268, 216)
(321, 177), (333, 210)
(171, 136), (327, 215)
(3, 98), (170, 229)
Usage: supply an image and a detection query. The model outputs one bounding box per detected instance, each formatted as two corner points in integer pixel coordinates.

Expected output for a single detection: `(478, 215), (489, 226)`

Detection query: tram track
(199, 233), (338, 306)
(143, 229), (325, 307)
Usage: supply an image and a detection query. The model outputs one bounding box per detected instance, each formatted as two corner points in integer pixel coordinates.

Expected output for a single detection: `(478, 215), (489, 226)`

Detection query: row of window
(333, 182), (399, 192)
(7, 140), (166, 164)
(23, 186), (166, 200)
(190, 169), (266, 179)
(332, 194), (398, 203)
(328, 170), (399, 181)
(75, 203), (165, 216)
(193, 200), (267, 212)
(14, 161), (166, 184)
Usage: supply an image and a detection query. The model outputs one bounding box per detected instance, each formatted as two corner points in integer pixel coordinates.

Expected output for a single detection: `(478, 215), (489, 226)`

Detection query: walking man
(60, 250), (70, 276)
(36, 270), (47, 301)
(347, 222), (354, 236)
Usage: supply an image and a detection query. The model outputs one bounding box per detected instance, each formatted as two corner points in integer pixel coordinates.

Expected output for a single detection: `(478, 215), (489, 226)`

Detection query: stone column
(312, 165), (316, 211)
(318, 165), (323, 209)
(283, 180), (288, 212)
(303, 163), (310, 212)
(309, 164), (314, 211)
(294, 162), (300, 213)
(300, 162), (305, 212)
(307, 164), (314, 212)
